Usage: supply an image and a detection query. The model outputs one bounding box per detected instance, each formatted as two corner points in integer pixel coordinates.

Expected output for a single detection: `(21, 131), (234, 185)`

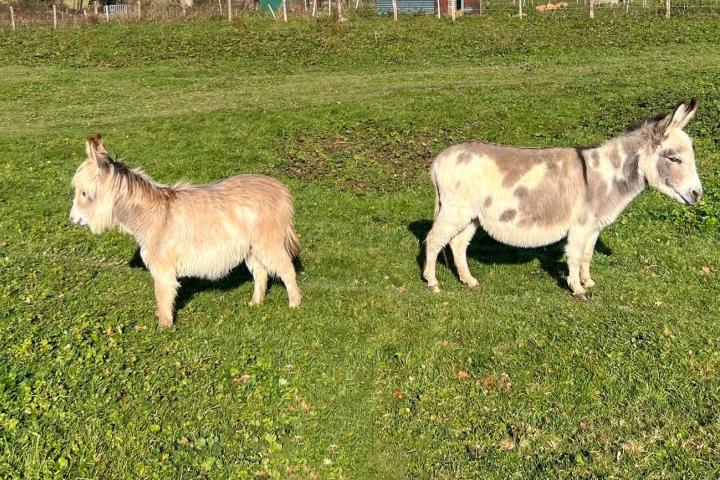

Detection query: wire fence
(0, 0), (718, 30)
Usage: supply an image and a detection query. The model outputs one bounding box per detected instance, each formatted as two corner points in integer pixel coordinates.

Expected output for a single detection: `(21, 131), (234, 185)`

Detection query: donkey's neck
(598, 133), (646, 195)
(109, 167), (172, 247)
(583, 133), (648, 224)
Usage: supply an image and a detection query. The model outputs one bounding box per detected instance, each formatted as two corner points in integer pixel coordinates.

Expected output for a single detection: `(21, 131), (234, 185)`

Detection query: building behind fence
(1, 0), (717, 30)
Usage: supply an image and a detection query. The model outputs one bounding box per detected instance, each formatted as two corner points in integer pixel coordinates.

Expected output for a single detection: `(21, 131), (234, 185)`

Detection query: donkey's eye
(664, 155), (682, 164)
(81, 191), (87, 197)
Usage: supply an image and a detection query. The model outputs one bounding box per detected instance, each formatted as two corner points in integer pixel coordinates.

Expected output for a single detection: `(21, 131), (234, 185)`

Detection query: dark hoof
(572, 292), (590, 302)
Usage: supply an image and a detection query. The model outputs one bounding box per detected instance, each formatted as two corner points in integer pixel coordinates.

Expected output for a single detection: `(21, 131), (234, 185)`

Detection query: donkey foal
(424, 100), (703, 299)
(71, 134), (302, 327)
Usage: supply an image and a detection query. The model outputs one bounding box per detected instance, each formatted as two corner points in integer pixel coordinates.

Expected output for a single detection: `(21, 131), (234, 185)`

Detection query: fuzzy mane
(100, 153), (175, 203)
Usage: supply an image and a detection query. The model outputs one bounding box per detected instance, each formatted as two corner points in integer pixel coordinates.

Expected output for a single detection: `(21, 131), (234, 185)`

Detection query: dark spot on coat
(500, 209), (517, 222)
(514, 186), (528, 199)
(613, 153), (644, 197)
(456, 152), (473, 165)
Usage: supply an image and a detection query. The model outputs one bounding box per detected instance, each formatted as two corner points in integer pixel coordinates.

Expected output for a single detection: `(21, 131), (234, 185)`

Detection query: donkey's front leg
(566, 227), (594, 300)
(152, 271), (179, 328)
(580, 230), (600, 289)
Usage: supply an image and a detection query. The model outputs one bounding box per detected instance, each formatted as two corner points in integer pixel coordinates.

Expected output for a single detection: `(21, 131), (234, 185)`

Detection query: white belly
(480, 217), (569, 248)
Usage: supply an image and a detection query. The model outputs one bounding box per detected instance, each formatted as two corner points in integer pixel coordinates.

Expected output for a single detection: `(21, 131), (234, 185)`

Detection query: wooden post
(517, 0), (522, 17)
(589, 0), (594, 17)
(10, 6), (15, 31)
(53, 4), (58, 28)
(217, 0), (222, 13)
(451, 0), (456, 20)
(312, 0), (317, 16)
(282, 0), (287, 20)
(337, 0), (342, 18)
(478, 0), (482, 13)
(105, 5), (110, 21)
(392, 0), (398, 20)
(138, 0), (141, 18)
(227, 0), (231, 21)
(665, 0), (670, 17)
(94, 1), (98, 15)
(436, 0), (440, 17)
(328, 0), (331, 16)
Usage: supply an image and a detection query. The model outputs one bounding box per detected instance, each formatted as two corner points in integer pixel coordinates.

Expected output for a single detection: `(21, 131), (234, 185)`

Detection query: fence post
(665, 0), (670, 17)
(53, 4), (58, 28)
(94, 1), (98, 15)
(227, 0), (231, 21)
(138, 0), (141, 18)
(328, 0), (331, 16)
(312, 0), (317, 16)
(625, 0), (629, 13)
(478, 0), (482, 14)
(356, 0), (360, 10)
(589, 0), (594, 17)
(10, 6), (15, 31)
(436, 0), (440, 17)
(105, 5), (109, 21)
(518, 0), (522, 17)
(451, 0), (456, 20)
(392, 0), (398, 20)
(282, 0), (287, 20)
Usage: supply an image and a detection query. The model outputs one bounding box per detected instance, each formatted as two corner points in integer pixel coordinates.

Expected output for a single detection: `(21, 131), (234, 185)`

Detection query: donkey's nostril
(690, 189), (702, 203)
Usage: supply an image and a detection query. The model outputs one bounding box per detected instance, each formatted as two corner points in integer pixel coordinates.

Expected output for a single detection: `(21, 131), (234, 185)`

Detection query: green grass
(1, 13), (720, 479)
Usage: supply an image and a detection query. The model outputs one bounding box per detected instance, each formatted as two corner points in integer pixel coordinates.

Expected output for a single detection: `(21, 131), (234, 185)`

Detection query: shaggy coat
(423, 100), (703, 298)
(71, 134), (302, 327)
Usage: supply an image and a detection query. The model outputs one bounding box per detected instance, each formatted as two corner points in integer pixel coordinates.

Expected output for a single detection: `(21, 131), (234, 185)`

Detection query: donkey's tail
(430, 163), (441, 221)
(284, 224), (301, 258)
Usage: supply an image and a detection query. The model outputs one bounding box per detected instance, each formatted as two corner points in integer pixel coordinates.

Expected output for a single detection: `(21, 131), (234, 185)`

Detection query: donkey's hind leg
(449, 219), (479, 288)
(256, 247), (302, 308)
(276, 255), (302, 308)
(423, 207), (472, 292)
(152, 270), (179, 328)
(246, 254), (269, 306)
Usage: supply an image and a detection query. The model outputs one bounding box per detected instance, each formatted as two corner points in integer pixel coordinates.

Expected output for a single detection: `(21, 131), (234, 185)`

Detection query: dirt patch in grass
(276, 120), (479, 191)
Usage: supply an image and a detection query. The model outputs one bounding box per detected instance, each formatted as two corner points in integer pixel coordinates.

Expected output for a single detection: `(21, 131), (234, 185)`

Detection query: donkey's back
(169, 174), (300, 281)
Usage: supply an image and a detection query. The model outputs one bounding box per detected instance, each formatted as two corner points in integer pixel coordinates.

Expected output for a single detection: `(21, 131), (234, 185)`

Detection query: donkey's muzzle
(70, 212), (87, 226)
(689, 188), (703, 204)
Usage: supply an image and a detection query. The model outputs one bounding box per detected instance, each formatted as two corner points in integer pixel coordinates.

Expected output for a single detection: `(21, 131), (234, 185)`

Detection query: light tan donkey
(71, 134), (302, 327)
(424, 100), (703, 299)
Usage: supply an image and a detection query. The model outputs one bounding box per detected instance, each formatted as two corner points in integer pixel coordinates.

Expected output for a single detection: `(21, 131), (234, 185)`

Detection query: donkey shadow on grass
(129, 248), (304, 313)
(408, 220), (612, 291)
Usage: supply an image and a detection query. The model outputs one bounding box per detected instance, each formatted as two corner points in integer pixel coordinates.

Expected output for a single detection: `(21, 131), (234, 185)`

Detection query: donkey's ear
(660, 98), (699, 135)
(85, 133), (110, 171)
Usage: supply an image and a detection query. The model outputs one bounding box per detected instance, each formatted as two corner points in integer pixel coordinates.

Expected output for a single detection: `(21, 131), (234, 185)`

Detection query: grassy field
(1, 12), (720, 479)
